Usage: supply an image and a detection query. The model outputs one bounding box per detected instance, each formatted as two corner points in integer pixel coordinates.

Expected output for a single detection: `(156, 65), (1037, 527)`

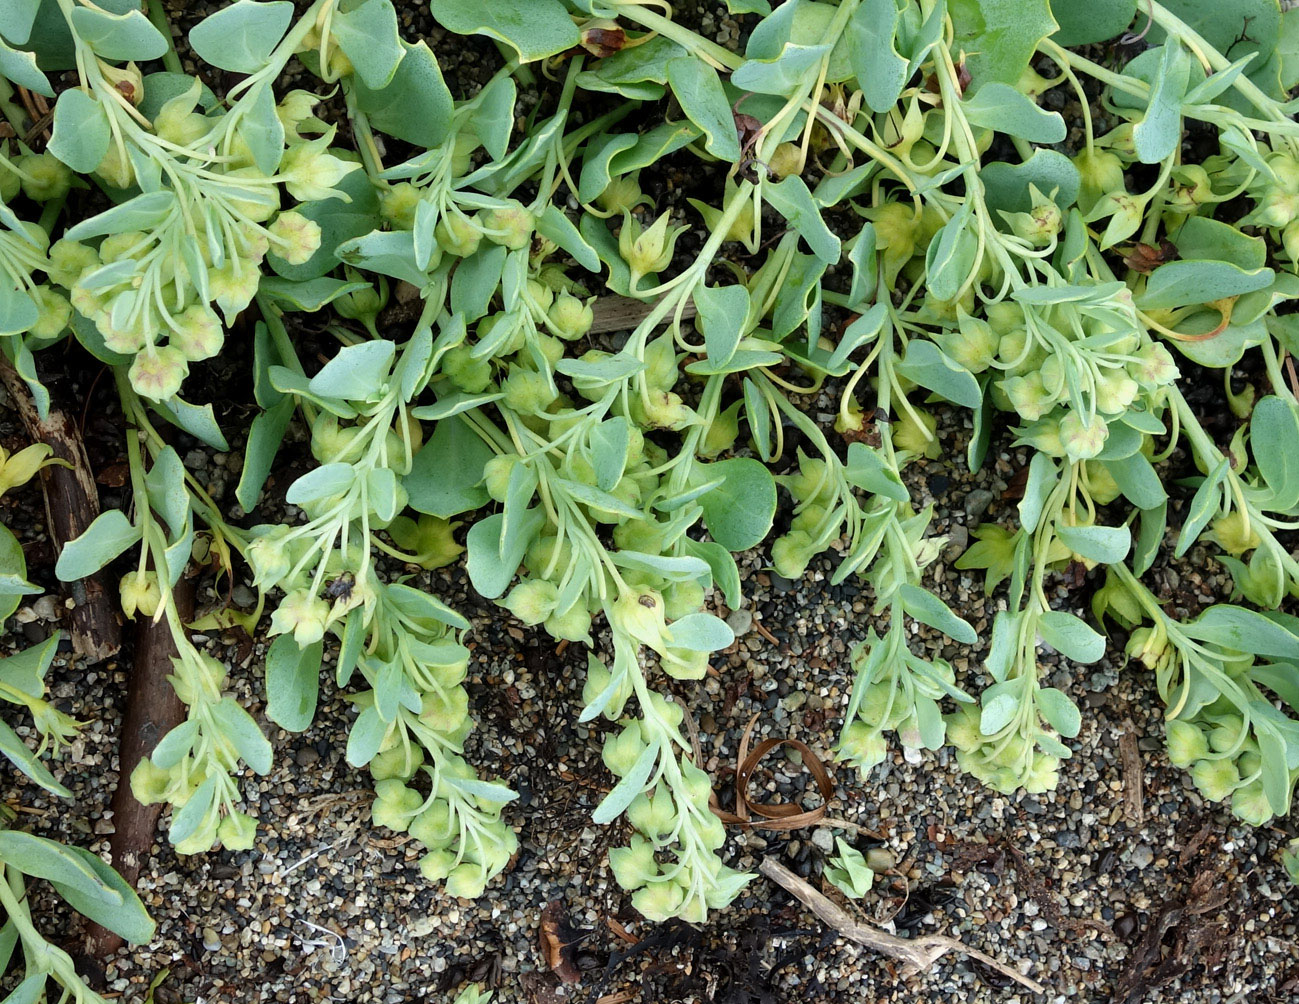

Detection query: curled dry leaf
(710, 714), (835, 831)
(539, 901), (583, 984)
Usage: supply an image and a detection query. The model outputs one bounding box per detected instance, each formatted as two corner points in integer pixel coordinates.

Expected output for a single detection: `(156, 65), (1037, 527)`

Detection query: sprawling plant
(1, 0), (1297, 961)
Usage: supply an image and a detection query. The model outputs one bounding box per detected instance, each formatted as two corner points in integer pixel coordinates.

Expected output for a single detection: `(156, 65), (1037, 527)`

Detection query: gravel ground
(3, 3), (1299, 1003)
(6, 390), (1298, 1004)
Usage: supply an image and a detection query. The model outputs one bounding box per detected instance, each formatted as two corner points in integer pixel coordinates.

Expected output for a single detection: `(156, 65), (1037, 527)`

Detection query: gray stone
(963, 489), (994, 518)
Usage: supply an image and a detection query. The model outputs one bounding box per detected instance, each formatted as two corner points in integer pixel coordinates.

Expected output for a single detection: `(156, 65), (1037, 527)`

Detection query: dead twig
(759, 857), (1046, 994)
(84, 577), (194, 957)
(1120, 721), (1145, 827)
(0, 356), (120, 663)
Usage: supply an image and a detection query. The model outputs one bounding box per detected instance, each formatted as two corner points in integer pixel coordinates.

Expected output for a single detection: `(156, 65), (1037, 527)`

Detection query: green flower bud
(1001, 373), (1054, 422)
(270, 589), (332, 646)
(660, 646), (708, 680)
(369, 743), (425, 782)
(483, 457), (521, 508)
(501, 366), (557, 414)
(442, 344), (492, 393)
(602, 720), (647, 777)
(504, 578), (559, 626)
(280, 131), (359, 202)
(217, 810), (258, 851)
(834, 395), (867, 435)
(479, 202), (534, 251)
(420, 687), (469, 733)
(419, 849), (458, 882)
(893, 405), (940, 458)
(129, 345), (189, 401)
(1084, 460), (1122, 506)
(1127, 343), (1178, 387)
(781, 451), (833, 506)
(609, 835), (659, 890)
(582, 657), (631, 718)
(547, 293), (594, 340)
(208, 260), (261, 323)
(1284, 219), (1299, 266)
(532, 333), (566, 369)
(120, 571), (162, 619)
(0, 164), (18, 202)
(1015, 416), (1066, 458)
(1074, 148), (1125, 213)
(268, 210), (322, 266)
(940, 310), (998, 373)
(1095, 368), (1140, 415)
(1167, 165), (1213, 214)
(619, 209), (685, 288)
(663, 580), (705, 622)
(94, 141), (135, 190)
(627, 790), (676, 838)
(699, 400), (741, 459)
(47, 239), (98, 287)
(1191, 757), (1241, 801)
(408, 801), (456, 848)
(1230, 780), (1273, 826)
(372, 780), (423, 831)
(130, 757), (172, 805)
(169, 304), (223, 362)
(174, 814), (219, 856)
(839, 720), (888, 769)
(766, 142), (802, 179)
(631, 388), (695, 431)
(445, 863), (488, 899)
(944, 707), (982, 752)
(632, 878), (686, 921)
(545, 603), (592, 643)
(379, 183), (422, 229)
(791, 502), (829, 536)
(687, 177), (755, 244)
(1208, 511), (1259, 557)
(221, 166), (280, 222)
(1165, 720), (1210, 768)
(999, 185), (1061, 246)
(436, 212), (483, 257)
(1059, 411), (1109, 461)
(387, 513), (463, 570)
(17, 152), (72, 202)
(596, 176), (646, 215)
(771, 530), (816, 579)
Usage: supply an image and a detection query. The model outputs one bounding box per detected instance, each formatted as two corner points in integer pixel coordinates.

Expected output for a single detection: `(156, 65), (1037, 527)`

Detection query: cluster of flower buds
(1168, 713), (1275, 825)
(983, 294), (1178, 462)
(1240, 150), (1299, 263)
(947, 704), (1062, 794)
(601, 707), (747, 921)
(57, 86), (357, 401)
(356, 607), (518, 898)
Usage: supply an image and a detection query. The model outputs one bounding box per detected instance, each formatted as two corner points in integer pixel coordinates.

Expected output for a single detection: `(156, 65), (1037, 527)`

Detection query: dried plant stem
(759, 857), (1046, 994)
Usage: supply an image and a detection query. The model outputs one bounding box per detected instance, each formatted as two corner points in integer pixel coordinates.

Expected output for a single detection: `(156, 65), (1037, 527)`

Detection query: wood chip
(1120, 720), (1145, 826)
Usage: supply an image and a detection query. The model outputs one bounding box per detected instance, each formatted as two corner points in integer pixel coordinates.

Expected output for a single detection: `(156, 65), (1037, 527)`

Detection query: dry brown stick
(84, 578), (194, 958)
(1120, 720), (1146, 827)
(759, 857), (1046, 994)
(589, 294), (697, 335)
(0, 357), (120, 663)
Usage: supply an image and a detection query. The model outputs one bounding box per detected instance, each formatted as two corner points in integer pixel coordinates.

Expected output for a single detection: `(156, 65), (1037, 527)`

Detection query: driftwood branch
(0, 357), (120, 663)
(759, 857), (1046, 994)
(84, 578), (194, 958)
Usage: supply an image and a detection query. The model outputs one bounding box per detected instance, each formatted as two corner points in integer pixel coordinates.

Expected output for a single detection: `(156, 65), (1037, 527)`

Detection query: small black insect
(324, 572), (354, 602)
